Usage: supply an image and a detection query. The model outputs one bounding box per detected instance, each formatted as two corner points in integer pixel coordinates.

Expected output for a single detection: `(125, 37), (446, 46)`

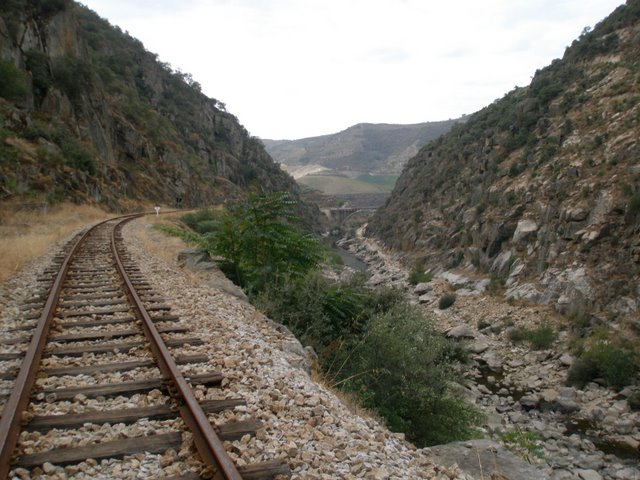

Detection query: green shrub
(477, 319), (490, 330)
(182, 209), (219, 233)
(508, 325), (556, 349)
(438, 293), (456, 310)
(25, 49), (52, 103)
(408, 267), (432, 285)
(341, 303), (483, 445)
(174, 193), (323, 293)
(507, 327), (527, 343)
(628, 194), (640, 217)
(568, 341), (637, 389)
(0, 59), (27, 101)
(526, 326), (556, 350)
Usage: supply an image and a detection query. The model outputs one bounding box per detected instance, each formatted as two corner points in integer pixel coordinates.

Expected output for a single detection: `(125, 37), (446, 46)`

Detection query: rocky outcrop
(367, 1), (640, 323)
(0, 1), (303, 210)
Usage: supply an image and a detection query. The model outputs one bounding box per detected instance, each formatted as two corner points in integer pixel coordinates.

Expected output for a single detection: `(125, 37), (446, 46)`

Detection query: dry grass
(0, 202), (111, 283)
(132, 212), (191, 265)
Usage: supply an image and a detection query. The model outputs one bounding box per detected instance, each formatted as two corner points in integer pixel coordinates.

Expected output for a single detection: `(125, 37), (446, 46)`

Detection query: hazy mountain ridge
(263, 120), (463, 177)
(0, 0), (299, 209)
(368, 0), (640, 322)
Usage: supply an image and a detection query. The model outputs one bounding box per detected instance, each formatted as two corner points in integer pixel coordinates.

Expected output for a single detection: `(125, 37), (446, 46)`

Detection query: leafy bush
(508, 325), (556, 350)
(0, 59), (27, 101)
(408, 266), (432, 285)
(477, 319), (490, 330)
(256, 272), (394, 353)
(507, 327), (527, 343)
(438, 293), (456, 310)
(526, 326), (556, 350)
(628, 194), (640, 217)
(568, 340), (637, 389)
(52, 55), (93, 102)
(175, 193), (323, 293)
(25, 49), (52, 103)
(182, 209), (219, 233)
(340, 303), (483, 445)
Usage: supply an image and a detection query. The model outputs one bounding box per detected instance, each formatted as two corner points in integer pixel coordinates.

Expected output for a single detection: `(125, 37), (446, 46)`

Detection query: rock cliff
(368, 0), (640, 323)
(0, 0), (300, 209)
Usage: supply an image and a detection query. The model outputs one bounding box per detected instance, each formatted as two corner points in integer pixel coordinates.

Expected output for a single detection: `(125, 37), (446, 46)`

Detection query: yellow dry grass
(132, 211), (191, 266)
(0, 202), (111, 283)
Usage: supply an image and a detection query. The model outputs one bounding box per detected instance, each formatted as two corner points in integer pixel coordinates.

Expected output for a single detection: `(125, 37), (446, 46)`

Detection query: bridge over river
(320, 206), (378, 224)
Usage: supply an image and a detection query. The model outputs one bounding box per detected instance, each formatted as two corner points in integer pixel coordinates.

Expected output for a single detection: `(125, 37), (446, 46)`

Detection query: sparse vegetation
(628, 194), (640, 217)
(567, 331), (638, 389)
(499, 427), (545, 463)
(508, 325), (556, 350)
(0, 202), (109, 283)
(477, 319), (490, 330)
(408, 262), (432, 285)
(0, 59), (27, 101)
(438, 293), (456, 310)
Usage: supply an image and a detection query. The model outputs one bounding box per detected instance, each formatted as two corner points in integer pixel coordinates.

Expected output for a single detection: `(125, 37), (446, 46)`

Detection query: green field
(356, 174), (398, 190)
(297, 175), (392, 195)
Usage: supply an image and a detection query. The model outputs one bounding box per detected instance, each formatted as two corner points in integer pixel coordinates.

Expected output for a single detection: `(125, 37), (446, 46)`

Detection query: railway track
(0, 216), (290, 479)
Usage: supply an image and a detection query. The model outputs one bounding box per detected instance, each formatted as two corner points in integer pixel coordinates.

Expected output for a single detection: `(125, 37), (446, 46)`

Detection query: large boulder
(512, 219), (538, 244)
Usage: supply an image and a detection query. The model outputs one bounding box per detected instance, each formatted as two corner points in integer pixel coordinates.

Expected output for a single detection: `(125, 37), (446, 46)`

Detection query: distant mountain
(0, 0), (301, 210)
(368, 0), (640, 322)
(262, 120), (464, 177)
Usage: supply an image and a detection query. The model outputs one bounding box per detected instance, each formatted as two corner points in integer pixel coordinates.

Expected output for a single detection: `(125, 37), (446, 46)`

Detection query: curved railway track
(0, 216), (289, 479)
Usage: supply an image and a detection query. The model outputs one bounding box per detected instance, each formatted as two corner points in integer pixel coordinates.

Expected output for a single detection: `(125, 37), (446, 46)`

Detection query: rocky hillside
(0, 0), (299, 209)
(368, 0), (640, 323)
(263, 120), (463, 177)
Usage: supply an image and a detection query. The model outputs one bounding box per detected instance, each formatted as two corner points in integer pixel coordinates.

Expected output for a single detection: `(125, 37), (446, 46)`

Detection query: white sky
(79, 0), (624, 140)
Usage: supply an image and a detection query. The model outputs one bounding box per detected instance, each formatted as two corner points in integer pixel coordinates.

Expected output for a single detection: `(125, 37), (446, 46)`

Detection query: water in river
(331, 244), (369, 273)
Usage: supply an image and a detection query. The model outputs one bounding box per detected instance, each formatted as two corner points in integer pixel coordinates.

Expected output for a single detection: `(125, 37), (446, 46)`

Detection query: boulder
(482, 351), (504, 372)
(506, 283), (543, 303)
(282, 340), (312, 374)
(439, 271), (469, 286)
(469, 340), (490, 354)
(564, 208), (589, 222)
(491, 250), (514, 277)
(576, 469), (603, 480)
(559, 354), (574, 367)
(205, 275), (249, 302)
(414, 282), (433, 295)
(446, 325), (475, 339)
(428, 439), (548, 480)
(418, 292), (436, 304)
(177, 248), (211, 269)
(512, 219), (538, 244)
(519, 395), (540, 411)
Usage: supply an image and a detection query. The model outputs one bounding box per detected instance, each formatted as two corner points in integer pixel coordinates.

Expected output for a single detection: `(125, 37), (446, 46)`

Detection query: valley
(336, 228), (640, 480)
(1, 0), (640, 479)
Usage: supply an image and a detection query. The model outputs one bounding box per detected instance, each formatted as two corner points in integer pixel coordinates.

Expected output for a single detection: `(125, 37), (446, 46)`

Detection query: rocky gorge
(337, 230), (640, 480)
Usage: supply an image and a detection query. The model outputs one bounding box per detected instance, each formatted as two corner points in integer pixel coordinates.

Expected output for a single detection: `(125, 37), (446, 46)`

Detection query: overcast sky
(80, 0), (624, 140)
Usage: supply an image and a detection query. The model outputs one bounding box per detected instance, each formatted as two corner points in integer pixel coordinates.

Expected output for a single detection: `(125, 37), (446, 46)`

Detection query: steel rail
(111, 218), (242, 480)
(0, 215), (139, 479)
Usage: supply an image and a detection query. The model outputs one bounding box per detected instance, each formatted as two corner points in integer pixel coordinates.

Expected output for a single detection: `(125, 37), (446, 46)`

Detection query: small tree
(194, 192), (324, 292)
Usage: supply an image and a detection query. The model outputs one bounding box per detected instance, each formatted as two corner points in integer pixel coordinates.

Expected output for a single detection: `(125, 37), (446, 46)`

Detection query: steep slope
(263, 120), (463, 176)
(0, 0), (299, 209)
(368, 0), (640, 322)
